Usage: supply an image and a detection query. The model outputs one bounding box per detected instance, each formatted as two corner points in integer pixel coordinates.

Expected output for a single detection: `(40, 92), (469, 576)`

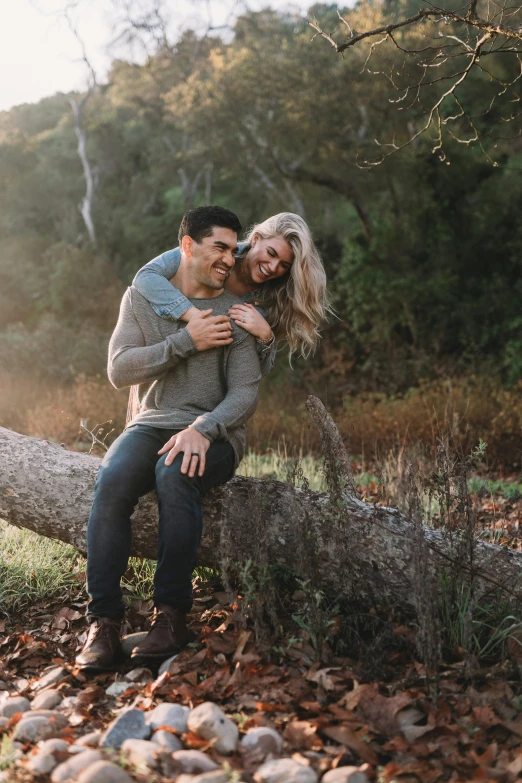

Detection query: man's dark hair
(178, 206), (242, 246)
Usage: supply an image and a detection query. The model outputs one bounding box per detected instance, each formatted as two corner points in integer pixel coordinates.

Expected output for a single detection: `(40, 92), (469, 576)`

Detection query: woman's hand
(185, 310), (233, 350)
(228, 303), (272, 341)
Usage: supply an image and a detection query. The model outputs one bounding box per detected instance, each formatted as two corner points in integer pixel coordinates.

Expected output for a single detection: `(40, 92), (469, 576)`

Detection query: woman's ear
(251, 233), (259, 247)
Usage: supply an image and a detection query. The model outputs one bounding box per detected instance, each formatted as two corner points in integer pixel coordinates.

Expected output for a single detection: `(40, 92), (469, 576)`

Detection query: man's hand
(158, 427), (211, 476)
(185, 309), (233, 351)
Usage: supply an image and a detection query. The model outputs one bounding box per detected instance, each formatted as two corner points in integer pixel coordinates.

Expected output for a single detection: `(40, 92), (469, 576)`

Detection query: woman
(132, 213), (330, 382)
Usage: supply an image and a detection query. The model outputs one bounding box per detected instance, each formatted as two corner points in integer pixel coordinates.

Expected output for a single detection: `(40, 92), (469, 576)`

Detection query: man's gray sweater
(108, 287), (261, 466)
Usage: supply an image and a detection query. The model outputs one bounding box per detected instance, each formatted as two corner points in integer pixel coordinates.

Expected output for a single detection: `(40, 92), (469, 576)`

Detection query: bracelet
(256, 331), (275, 347)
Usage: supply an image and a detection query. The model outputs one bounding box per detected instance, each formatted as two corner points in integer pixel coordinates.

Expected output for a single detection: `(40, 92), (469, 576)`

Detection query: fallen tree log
(1, 401), (522, 614)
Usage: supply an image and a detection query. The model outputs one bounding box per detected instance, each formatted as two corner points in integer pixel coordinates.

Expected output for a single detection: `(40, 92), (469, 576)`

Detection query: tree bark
(1, 424), (522, 613)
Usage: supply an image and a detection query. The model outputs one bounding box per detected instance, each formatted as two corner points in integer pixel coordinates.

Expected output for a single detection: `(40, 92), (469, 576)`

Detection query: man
(76, 206), (261, 671)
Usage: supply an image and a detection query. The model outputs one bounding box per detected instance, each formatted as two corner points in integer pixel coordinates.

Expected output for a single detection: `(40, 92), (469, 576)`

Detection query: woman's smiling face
(243, 235), (294, 286)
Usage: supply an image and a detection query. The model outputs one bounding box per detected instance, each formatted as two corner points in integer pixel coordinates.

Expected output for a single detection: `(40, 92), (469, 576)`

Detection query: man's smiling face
(189, 227), (239, 291)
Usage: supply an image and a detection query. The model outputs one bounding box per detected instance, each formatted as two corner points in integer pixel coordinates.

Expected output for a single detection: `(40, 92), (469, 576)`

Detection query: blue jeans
(86, 424), (235, 620)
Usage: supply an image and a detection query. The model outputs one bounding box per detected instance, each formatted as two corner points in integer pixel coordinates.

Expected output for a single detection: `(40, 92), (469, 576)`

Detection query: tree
(1, 398), (521, 616)
(309, 1), (522, 165)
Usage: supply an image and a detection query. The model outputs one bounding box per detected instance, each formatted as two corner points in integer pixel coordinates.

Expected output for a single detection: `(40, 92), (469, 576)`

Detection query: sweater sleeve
(108, 289), (196, 389)
(132, 247), (193, 321)
(191, 334), (261, 442)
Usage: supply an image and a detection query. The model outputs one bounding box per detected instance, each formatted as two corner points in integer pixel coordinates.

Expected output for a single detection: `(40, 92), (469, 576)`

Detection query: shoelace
(149, 611), (171, 631)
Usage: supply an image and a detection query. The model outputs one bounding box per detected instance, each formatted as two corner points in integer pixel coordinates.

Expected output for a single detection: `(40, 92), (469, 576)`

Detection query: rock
(158, 654), (179, 675)
(0, 695), (31, 718)
(76, 760), (135, 783)
(322, 768), (369, 783)
(32, 689), (63, 710)
(60, 696), (77, 709)
(176, 773), (229, 783)
(151, 729), (183, 751)
(106, 681), (133, 698)
(50, 750), (103, 783)
(187, 702), (238, 755)
(37, 739), (70, 753)
(13, 713), (68, 742)
(99, 708), (151, 749)
(253, 758), (318, 783)
(241, 727), (283, 756)
(27, 751), (63, 775)
(121, 738), (160, 770)
(171, 749), (219, 774)
(32, 667), (67, 691)
(75, 731), (102, 747)
(0, 718), (8, 730)
(121, 632), (148, 657)
(145, 702), (190, 733)
(125, 667), (153, 683)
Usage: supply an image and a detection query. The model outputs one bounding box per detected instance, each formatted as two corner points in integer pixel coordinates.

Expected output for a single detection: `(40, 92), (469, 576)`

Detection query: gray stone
(322, 768), (369, 783)
(120, 632), (148, 657)
(188, 702), (238, 755)
(151, 729), (183, 751)
(125, 667), (153, 683)
(32, 689), (63, 710)
(75, 731), (102, 747)
(76, 760), (135, 783)
(172, 750), (219, 774)
(13, 713), (68, 742)
(121, 738), (160, 770)
(27, 752), (62, 775)
(241, 727), (283, 756)
(0, 718), (8, 730)
(37, 739), (69, 754)
(106, 681), (133, 698)
(145, 702), (190, 733)
(0, 695), (31, 718)
(176, 773), (229, 783)
(32, 667), (67, 691)
(99, 708), (151, 749)
(158, 654), (179, 675)
(50, 750), (103, 783)
(253, 758), (318, 783)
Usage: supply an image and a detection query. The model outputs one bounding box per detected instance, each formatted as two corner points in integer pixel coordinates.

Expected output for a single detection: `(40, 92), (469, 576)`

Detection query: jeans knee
(155, 453), (198, 491)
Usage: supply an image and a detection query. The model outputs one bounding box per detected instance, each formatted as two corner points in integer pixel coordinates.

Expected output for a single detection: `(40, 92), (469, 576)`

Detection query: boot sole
(129, 647), (183, 660)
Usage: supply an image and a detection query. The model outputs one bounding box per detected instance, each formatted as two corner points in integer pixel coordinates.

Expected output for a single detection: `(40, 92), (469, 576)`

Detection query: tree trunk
(1, 422), (521, 613)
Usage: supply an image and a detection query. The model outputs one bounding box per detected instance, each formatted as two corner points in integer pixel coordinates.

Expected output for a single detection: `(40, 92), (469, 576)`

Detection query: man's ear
(181, 235), (193, 258)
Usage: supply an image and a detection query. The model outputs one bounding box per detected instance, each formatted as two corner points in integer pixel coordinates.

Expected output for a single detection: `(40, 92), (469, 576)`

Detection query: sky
(0, 0), (318, 112)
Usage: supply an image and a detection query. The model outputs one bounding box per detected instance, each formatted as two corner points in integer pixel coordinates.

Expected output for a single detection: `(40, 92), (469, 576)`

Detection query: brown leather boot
(130, 603), (189, 660)
(75, 617), (122, 671)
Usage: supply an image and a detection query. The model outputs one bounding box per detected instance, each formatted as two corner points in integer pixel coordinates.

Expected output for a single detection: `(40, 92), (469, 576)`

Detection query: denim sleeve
(132, 247), (192, 321)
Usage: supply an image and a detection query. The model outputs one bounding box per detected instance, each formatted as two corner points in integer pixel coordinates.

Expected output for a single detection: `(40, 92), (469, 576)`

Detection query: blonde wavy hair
(241, 213), (331, 359)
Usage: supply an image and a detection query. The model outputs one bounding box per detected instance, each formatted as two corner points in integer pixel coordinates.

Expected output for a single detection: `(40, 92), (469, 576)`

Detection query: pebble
(241, 727), (283, 756)
(76, 760), (135, 783)
(253, 758), (319, 783)
(99, 708), (151, 749)
(32, 666), (67, 691)
(176, 773), (229, 783)
(151, 729), (183, 751)
(0, 695), (31, 718)
(145, 702), (190, 733)
(75, 731), (102, 747)
(120, 632), (148, 657)
(158, 654), (179, 675)
(0, 718), (8, 730)
(32, 689), (63, 710)
(187, 702), (238, 754)
(125, 667), (153, 683)
(322, 769), (369, 783)
(13, 713), (68, 742)
(172, 749), (219, 774)
(37, 739), (70, 754)
(50, 750), (103, 783)
(27, 752), (61, 775)
(106, 681), (133, 698)
(121, 738), (160, 770)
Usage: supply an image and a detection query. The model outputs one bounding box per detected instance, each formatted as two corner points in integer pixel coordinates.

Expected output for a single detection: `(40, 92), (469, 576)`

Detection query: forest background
(1, 0), (522, 471)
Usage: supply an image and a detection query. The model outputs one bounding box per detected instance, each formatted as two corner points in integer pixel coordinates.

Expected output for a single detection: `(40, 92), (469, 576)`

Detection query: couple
(76, 206), (328, 671)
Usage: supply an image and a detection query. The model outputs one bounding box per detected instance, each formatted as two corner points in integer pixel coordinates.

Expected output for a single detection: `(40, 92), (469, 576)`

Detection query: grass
(468, 477), (522, 499)
(0, 521), (84, 614)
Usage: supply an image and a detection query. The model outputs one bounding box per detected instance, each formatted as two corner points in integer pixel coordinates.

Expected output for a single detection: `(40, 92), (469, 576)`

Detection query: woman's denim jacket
(132, 242), (276, 376)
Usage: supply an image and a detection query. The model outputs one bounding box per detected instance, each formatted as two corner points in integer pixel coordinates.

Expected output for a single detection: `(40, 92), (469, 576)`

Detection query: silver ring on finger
(191, 453), (199, 459)
(242, 317), (246, 323)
